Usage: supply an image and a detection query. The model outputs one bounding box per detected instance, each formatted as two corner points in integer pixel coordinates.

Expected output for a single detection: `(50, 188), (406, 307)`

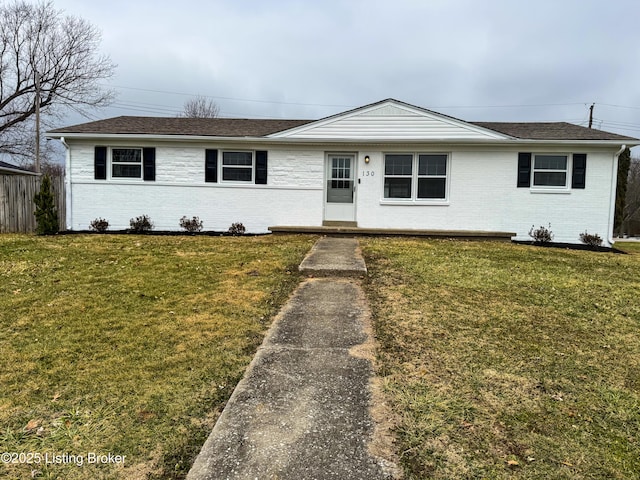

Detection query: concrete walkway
(299, 236), (368, 277)
(187, 237), (396, 480)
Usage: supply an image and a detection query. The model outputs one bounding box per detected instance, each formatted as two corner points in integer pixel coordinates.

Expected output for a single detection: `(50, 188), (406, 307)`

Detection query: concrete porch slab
(270, 225), (516, 241)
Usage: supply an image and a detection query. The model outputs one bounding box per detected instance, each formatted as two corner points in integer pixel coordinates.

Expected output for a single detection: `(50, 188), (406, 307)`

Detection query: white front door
(324, 154), (356, 223)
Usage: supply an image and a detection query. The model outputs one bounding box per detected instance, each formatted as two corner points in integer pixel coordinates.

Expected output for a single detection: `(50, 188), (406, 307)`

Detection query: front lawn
(362, 238), (640, 479)
(0, 234), (315, 479)
(616, 241), (640, 254)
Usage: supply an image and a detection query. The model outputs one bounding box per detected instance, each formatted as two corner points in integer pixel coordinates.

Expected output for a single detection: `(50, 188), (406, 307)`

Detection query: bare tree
(0, 1), (116, 159)
(179, 96), (220, 118)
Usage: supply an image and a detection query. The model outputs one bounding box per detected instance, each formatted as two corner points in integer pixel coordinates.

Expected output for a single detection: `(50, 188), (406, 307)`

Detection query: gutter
(44, 132), (640, 148)
(608, 144), (627, 246)
(60, 137), (72, 230)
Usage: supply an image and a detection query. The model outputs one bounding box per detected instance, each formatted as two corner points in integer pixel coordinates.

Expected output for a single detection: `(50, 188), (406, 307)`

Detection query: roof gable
(268, 99), (510, 140)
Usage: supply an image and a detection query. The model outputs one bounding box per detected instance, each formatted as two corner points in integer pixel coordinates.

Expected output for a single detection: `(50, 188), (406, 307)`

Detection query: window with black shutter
(519, 152), (586, 190)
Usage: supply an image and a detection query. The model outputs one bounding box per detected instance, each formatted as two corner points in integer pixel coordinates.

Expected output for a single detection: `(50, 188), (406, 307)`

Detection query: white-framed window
(222, 151), (253, 182)
(533, 154), (568, 188)
(384, 154), (413, 199)
(417, 154), (447, 199)
(111, 148), (142, 179)
(384, 153), (448, 200)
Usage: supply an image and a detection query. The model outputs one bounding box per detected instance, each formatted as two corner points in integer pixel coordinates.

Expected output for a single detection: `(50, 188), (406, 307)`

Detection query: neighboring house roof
(0, 160), (38, 175)
(46, 98), (638, 143)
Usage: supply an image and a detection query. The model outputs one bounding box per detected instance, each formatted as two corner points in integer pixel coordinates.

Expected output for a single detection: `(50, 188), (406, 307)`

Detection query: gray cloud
(52, 0), (640, 140)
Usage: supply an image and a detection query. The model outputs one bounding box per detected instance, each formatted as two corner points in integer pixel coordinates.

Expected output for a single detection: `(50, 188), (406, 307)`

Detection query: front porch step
(322, 221), (358, 227)
(269, 226), (516, 242)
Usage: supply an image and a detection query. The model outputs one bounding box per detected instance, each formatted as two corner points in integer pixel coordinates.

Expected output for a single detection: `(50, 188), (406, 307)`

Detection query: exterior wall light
(364, 155), (370, 164)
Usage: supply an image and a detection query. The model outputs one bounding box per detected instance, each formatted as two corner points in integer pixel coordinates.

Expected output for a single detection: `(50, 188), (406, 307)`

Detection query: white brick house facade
(47, 99), (638, 246)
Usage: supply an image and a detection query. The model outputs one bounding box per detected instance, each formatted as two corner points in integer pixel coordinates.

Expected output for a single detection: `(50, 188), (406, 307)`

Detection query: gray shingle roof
(48, 115), (637, 142)
(472, 122), (636, 141)
(49, 116), (314, 137)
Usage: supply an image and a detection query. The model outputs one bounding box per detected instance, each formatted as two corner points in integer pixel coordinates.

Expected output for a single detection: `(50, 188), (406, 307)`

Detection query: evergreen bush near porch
(33, 174), (59, 235)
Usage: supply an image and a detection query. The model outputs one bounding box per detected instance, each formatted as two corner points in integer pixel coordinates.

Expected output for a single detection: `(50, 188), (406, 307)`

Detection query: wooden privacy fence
(0, 175), (66, 233)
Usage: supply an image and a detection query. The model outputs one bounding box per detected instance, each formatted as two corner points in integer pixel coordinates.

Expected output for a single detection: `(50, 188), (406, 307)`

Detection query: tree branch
(0, 0), (116, 151)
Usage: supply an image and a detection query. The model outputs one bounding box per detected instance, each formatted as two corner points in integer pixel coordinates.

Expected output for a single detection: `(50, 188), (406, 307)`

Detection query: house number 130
(362, 170), (375, 176)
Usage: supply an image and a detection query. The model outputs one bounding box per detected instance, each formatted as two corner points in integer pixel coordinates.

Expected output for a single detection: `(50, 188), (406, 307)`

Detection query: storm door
(324, 154), (356, 222)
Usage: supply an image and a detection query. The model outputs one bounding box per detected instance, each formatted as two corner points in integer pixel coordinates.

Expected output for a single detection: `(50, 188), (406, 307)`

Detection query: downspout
(60, 137), (72, 231)
(608, 144), (626, 246)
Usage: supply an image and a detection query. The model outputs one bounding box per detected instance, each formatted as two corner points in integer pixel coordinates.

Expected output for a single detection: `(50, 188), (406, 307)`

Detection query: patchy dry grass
(0, 234), (315, 479)
(616, 241), (640, 254)
(361, 238), (640, 479)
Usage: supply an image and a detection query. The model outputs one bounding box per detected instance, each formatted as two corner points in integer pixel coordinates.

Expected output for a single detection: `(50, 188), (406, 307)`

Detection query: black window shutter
(255, 150), (268, 185)
(205, 149), (218, 183)
(143, 148), (156, 181)
(517, 152), (532, 187)
(94, 146), (107, 180)
(572, 153), (587, 189)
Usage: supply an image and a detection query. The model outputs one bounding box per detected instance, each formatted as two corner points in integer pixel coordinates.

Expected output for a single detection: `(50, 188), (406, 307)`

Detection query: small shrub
(228, 222), (246, 235)
(33, 174), (59, 235)
(579, 231), (603, 247)
(529, 223), (554, 244)
(129, 215), (154, 233)
(90, 218), (109, 233)
(179, 216), (203, 233)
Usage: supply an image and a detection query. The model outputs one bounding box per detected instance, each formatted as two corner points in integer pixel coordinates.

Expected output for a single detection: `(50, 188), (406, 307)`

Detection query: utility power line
(101, 84), (356, 109)
(98, 83), (640, 135)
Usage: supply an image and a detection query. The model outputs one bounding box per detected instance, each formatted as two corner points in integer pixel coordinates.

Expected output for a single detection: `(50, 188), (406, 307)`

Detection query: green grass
(361, 238), (640, 479)
(0, 234), (315, 479)
(616, 241), (640, 254)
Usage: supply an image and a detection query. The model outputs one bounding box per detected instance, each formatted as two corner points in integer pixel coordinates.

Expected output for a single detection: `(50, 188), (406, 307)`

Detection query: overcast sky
(52, 0), (640, 138)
